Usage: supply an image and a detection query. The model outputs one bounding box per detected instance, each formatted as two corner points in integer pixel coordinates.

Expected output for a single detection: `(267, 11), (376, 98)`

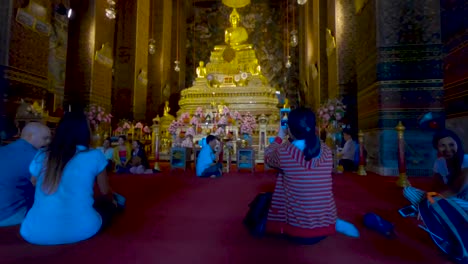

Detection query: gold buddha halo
(222, 0), (250, 8)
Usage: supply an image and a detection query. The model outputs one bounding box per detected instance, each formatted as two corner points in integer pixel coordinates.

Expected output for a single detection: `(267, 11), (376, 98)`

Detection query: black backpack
(243, 192), (273, 237)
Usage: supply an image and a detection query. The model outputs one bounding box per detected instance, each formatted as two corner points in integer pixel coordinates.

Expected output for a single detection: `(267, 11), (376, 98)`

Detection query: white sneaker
(336, 218), (360, 238)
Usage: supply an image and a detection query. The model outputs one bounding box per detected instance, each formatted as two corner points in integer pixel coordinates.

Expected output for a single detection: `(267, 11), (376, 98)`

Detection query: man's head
(21, 122), (51, 149)
(206, 135), (218, 151)
(342, 128), (352, 141)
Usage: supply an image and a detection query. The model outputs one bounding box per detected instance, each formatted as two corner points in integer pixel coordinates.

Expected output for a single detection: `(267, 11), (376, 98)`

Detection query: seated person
(129, 140), (153, 174)
(196, 135), (222, 178)
(112, 135), (132, 174)
(404, 129), (468, 213)
(98, 137), (114, 172)
(0, 122), (51, 227)
(20, 111), (120, 245)
(264, 108), (337, 244)
(337, 129), (357, 172)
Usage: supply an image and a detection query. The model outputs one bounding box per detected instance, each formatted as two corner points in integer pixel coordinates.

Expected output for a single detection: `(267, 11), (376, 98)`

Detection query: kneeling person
(196, 135), (222, 178)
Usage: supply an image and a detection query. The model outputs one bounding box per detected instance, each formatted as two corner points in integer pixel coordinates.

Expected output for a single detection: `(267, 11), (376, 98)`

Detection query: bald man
(0, 122), (51, 226)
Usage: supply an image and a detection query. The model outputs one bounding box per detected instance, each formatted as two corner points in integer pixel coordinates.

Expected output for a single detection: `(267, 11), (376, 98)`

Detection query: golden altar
(177, 2), (278, 117)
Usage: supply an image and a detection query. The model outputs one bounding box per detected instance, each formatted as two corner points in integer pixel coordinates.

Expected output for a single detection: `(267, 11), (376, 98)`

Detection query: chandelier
(105, 0), (116, 19)
(297, 0), (307, 4)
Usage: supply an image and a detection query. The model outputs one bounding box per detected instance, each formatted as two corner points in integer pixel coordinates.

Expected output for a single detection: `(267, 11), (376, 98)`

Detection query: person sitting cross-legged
(0, 122), (51, 227)
(20, 111), (121, 245)
(264, 108), (359, 244)
(196, 135), (222, 178)
(404, 129), (468, 213)
(337, 128), (357, 172)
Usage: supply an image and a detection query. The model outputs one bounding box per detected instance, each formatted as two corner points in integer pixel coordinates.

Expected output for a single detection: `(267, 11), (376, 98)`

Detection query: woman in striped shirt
(265, 108), (337, 244)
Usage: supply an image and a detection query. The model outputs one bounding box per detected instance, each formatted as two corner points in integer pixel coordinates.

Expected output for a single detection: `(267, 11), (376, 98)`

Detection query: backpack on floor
(418, 197), (468, 264)
(243, 192), (273, 237)
(363, 213), (395, 238)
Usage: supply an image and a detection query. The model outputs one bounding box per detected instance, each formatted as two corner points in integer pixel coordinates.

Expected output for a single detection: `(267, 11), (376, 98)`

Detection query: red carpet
(0, 165), (453, 264)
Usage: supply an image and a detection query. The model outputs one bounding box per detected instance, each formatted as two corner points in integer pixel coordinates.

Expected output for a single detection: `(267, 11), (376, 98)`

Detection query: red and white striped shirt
(264, 137), (337, 238)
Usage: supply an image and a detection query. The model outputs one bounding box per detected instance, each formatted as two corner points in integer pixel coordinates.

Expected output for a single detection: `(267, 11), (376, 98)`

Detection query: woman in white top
(98, 137), (114, 172)
(404, 129), (468, 212)
(20, 111), (119, 245)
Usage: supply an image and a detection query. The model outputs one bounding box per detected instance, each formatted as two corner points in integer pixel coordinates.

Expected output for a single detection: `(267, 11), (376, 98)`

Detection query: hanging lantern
(148, 39), (156, 55)
(105, 7), (116, 19)
(285, 56), (291, 68)
(297, 0), (307, 5)
(174, 60), (180, 72)
(290, 30), (298, 47)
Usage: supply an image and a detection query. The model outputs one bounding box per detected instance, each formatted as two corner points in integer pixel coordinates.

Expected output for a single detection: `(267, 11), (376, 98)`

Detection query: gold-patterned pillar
(133, 0), (150, 120)
(326, 0), (338, 99)
(299, 0), (320, 109)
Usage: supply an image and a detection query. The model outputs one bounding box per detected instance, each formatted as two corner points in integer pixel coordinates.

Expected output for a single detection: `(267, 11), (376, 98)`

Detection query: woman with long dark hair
(20, 111), (118, 245)
(404, 129), (468, 212)
(264, 108), (338, 244)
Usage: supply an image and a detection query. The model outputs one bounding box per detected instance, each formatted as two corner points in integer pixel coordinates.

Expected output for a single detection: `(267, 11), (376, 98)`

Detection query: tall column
(441, 0), (468, 150)
(113, 0), (137, 121)
(299, 0), (320, 109)
(318, 0), (329, 103)
(64, 0), (115, 111)
(0, 0), (13, 132)
(147, 0), (173, 119)
(357, 0), (443, 176)
(335, 0), (358, 129)
(64, 0), (95, 108)
(133, 0), (150, 120)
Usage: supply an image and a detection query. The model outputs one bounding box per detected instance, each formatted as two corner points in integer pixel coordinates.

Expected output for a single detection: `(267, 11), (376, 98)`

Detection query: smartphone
(398, 205), (417, 218)
(280, 109), (290, 128)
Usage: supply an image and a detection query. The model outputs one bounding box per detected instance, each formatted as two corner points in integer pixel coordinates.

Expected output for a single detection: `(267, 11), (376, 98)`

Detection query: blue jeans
(200, 163), (222, 177)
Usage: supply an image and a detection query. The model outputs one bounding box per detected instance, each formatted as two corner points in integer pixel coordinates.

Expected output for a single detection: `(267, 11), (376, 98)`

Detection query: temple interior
(0, 0), (467, 263)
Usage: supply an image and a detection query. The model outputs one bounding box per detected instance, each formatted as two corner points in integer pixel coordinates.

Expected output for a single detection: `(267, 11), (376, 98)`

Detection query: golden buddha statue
(163, 101), (171, 117)
(176, 0), (278, 117)
(225, 9), (248, 47)
(283, 98), (290, 109)
(196, 61), (207, 78)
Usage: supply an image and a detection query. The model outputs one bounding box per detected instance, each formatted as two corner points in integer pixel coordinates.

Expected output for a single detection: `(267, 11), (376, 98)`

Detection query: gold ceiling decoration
(222, 0), (250, 8)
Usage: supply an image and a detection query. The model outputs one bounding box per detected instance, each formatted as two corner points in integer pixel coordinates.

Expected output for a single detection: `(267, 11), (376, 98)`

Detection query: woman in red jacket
(265, 107), (336, 244)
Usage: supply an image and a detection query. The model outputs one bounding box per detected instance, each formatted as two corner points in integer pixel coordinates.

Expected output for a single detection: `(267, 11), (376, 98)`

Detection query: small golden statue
(225, 9), (249, 47)
(218, 101), (227, 115)
(196, 61), (207, 78)
(283, 98), (290, 109)
(163, 101), (171, 117)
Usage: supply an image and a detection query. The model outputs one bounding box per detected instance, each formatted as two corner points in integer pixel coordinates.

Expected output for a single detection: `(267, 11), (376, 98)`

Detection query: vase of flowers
(85, 104), (113, 147)
(317, 98), (346, 147)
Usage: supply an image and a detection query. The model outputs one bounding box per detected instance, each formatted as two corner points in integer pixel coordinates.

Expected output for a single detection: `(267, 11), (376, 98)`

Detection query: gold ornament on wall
(95, 43), (114, 68)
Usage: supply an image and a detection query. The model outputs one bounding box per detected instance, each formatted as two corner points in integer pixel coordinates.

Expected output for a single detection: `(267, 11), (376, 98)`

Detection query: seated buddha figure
(218, 9), (252, 51)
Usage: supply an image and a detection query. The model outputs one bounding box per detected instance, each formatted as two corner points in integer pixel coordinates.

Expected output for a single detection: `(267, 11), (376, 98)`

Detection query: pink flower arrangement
(168, 120), (183, 135)
(180, 112), (190, 121)
(217, 116), (228, 126)
(143, 126), (151, 134)
(195, 107), (204, 118)
(85, 104), (113, 130)
(317, 98), (346, 127)
(135, 122), (143, 129)
(190, 116), (200, 126)
(232, 111), (242, 120)
(186, 127), (196, 137)
(240, 112), (257, 135)
(214, 127), (225, 136)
